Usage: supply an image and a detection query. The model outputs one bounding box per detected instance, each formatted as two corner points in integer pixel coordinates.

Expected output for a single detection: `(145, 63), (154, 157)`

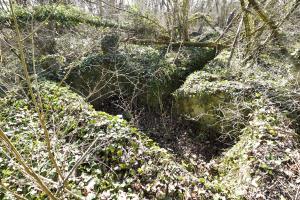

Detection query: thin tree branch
(227, 16), (244, 68)
(0, 129), (58, 200)
(8, 0), (64, 182)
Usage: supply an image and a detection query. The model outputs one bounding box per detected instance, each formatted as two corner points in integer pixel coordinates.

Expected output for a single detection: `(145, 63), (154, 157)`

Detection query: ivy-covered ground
(172, 45), (300, 199)
(0, 5), (125, 29)
(1, 45), (300, 199)
(0, 81), (215, 199)
(1, 4), (300, 200)
(37, 39), (216, 111)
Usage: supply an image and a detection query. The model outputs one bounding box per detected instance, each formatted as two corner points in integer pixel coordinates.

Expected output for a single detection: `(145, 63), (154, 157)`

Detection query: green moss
(173, 69), (252, 139)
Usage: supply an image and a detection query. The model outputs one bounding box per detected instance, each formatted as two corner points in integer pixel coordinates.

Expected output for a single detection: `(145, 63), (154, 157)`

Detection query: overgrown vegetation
(0, 4), (126, 29)
(0, 0), (299, 199)
(0, 81), (215, 199)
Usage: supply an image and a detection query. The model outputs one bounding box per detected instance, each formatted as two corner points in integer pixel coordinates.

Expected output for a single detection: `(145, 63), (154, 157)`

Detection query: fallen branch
(124, 39), (229, 49)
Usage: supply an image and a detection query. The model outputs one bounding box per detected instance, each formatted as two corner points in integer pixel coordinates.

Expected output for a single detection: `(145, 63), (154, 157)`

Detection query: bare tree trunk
(215, 0), (220, 26)
(248, 0), (278, 36)
(182, 0), (190, 41)
(98, 0), (104, 17)
(109, 0), (116, 19)
(240, 0), (252, 52)
(220, 0), (228, 27)
(171, 0), (180, 41)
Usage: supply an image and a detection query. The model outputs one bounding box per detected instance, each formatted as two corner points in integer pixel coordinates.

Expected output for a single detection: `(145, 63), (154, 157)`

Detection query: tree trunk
(181, 0), (190, 41)
(240, 0), (252, 52)
(248, 0), (278, 36)
(98, 1), (104, 17)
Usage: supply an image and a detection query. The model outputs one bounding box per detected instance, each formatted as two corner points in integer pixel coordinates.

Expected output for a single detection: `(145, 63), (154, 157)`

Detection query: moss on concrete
(210, 101), (300, 199)
(173, 48), (300, 139)
(53, 44), (216, 110)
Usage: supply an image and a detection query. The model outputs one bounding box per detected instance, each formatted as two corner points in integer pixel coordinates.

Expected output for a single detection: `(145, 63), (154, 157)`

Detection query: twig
(83, 0), (167, 33)
(21, 3), (61, 42)
(0, 181), (28, 200)
(248, 0), (279, 36)
(57, 128), (109, 194)
(227, 16), (244, 68)
(39, 176), (85, 200)
(215, 12), (242, 43)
